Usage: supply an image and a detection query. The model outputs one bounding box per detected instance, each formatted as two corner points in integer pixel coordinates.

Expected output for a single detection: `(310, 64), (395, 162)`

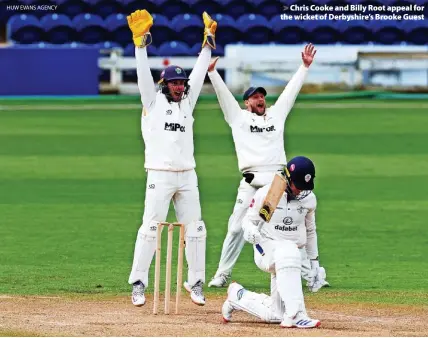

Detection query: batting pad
(230, 290), (282, 323)
(274, 241), (305, 318)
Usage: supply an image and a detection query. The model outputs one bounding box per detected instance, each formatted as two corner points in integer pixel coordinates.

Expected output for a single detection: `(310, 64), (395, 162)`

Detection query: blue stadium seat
(248, 0), (282, 19)
(124, 43), (135, 57)
(310, 0), (332, 3)
(123, 0), (158, 16)
(338, 20), (372, 44)
(237, 14), (272, 44)
(161, 1), (192, 19)
(105, 13), (131, 47)
(270, 16), (305, 44)
(305, 20), (339, 44)
(83, 0), (124, 18)
(376, 0), (398, 4)
(54, 0), (90, 18)
(185, 0), (223, 17)
(73, 13), (107, 44)
(7, 14), (43, 44)
(94, 41), (122, 50)
(10, 42), (53, 48)
(191, 42), (224, 56)
(369, 20), (404, 45)
(214, 0), (255, 19)
(40, 14), (74, 44)
(148, 45), (159, 57)
(158, 41), (192, 56)
(151, 14), (176, 47)
(279, 0), (298, 5)
(212, 14), (240, 45)
(60, 42), (86, 48)
(172, 14), (203, 47)
(404, 20), (428, 45)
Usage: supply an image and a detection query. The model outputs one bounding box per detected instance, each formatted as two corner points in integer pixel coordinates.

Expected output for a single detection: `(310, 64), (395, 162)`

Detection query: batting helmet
(158, 65), (190, 102)
(284, 156), (316, 190)
(158, 65), (189, 83)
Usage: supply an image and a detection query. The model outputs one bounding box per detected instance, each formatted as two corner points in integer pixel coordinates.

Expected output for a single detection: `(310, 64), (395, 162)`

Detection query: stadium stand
(2, 0), (427, 56)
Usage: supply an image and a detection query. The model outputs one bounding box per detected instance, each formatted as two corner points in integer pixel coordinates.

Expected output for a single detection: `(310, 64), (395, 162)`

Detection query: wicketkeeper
(126, 9), (217, 307)
(207, 44), (329, 291)
(222, 156), (323, 328)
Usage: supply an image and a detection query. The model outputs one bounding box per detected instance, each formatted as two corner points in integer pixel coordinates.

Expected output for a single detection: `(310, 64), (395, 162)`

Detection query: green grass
(0, 98), (427, 305)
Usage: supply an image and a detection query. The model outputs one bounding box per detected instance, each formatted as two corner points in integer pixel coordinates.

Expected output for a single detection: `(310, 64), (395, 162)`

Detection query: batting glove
(243, 226), (262, 245)
(202, 11), (217, 49)
(127, 9), (153, 48)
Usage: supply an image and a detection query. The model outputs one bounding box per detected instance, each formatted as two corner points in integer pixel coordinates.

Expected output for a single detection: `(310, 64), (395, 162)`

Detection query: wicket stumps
(153, 222), (185, 315)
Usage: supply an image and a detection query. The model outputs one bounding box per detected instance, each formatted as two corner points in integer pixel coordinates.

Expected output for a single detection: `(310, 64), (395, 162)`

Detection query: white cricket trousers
(128, 169), (206, 287)
(213, 171), (279, 278)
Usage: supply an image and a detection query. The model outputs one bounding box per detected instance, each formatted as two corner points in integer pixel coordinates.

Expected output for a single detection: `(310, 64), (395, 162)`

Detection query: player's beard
(169, 86), (185, 102)
(250, 102), (266, 115)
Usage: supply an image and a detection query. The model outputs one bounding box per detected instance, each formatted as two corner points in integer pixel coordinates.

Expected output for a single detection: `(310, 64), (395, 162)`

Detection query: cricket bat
(259, 173), (288, 222)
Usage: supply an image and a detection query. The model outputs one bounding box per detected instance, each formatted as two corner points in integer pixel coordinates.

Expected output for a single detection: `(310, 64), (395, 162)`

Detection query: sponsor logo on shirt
(164, 122), (186, 132)
(250, 125), (276, 133)
(275, 225), (298, 231)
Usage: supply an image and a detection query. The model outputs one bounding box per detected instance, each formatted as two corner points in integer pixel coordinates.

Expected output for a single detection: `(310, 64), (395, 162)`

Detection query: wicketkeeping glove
(202, 11), (217, 49)
(127, 9), (153, 48)
(307, 260), (330, 292)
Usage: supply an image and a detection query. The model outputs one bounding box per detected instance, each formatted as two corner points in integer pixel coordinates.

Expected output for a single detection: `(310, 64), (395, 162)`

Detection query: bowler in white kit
(222, 156), (324, 328)
(126, 9), (217, 307)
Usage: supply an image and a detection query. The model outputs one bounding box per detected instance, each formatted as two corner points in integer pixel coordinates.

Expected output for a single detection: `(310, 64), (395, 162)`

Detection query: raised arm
(127, 10), (156, 109)
(135, 47), (156, 109)
(187, 12), (217, 109)
(188, 45), (212, 107)
(208, 58), (242, 125)
(271, 43), (316, 121)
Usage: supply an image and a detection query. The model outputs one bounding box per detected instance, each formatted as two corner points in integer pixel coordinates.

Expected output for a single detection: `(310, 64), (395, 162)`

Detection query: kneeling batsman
(222, 156), (326, 328)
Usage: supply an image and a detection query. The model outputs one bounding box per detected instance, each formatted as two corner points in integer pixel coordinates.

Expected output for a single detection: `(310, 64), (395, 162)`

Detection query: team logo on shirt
(250, 125), (276, 133)
(164, 122), (186, 132)
(297, 205), (305, 214)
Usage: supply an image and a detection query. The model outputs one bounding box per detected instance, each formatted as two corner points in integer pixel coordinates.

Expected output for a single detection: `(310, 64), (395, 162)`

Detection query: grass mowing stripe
(0, 176), (428, 203)
(1, 154), (427, 179)
(0, 133), (425, 156)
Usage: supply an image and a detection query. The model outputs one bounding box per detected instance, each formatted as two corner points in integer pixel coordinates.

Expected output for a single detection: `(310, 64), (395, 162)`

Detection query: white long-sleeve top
(208, 66), (308, 172)
(243, 184), (319, 259)
(136, 46), (211, 171)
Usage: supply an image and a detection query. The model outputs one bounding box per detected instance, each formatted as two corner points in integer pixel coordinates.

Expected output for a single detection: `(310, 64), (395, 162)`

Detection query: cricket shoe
(131, 281), (146, 306)
(183, 280), (206, 306)
(208, 273), (231, 288)
(280, 312), (321, 329)
(221, 282), (244, 322)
